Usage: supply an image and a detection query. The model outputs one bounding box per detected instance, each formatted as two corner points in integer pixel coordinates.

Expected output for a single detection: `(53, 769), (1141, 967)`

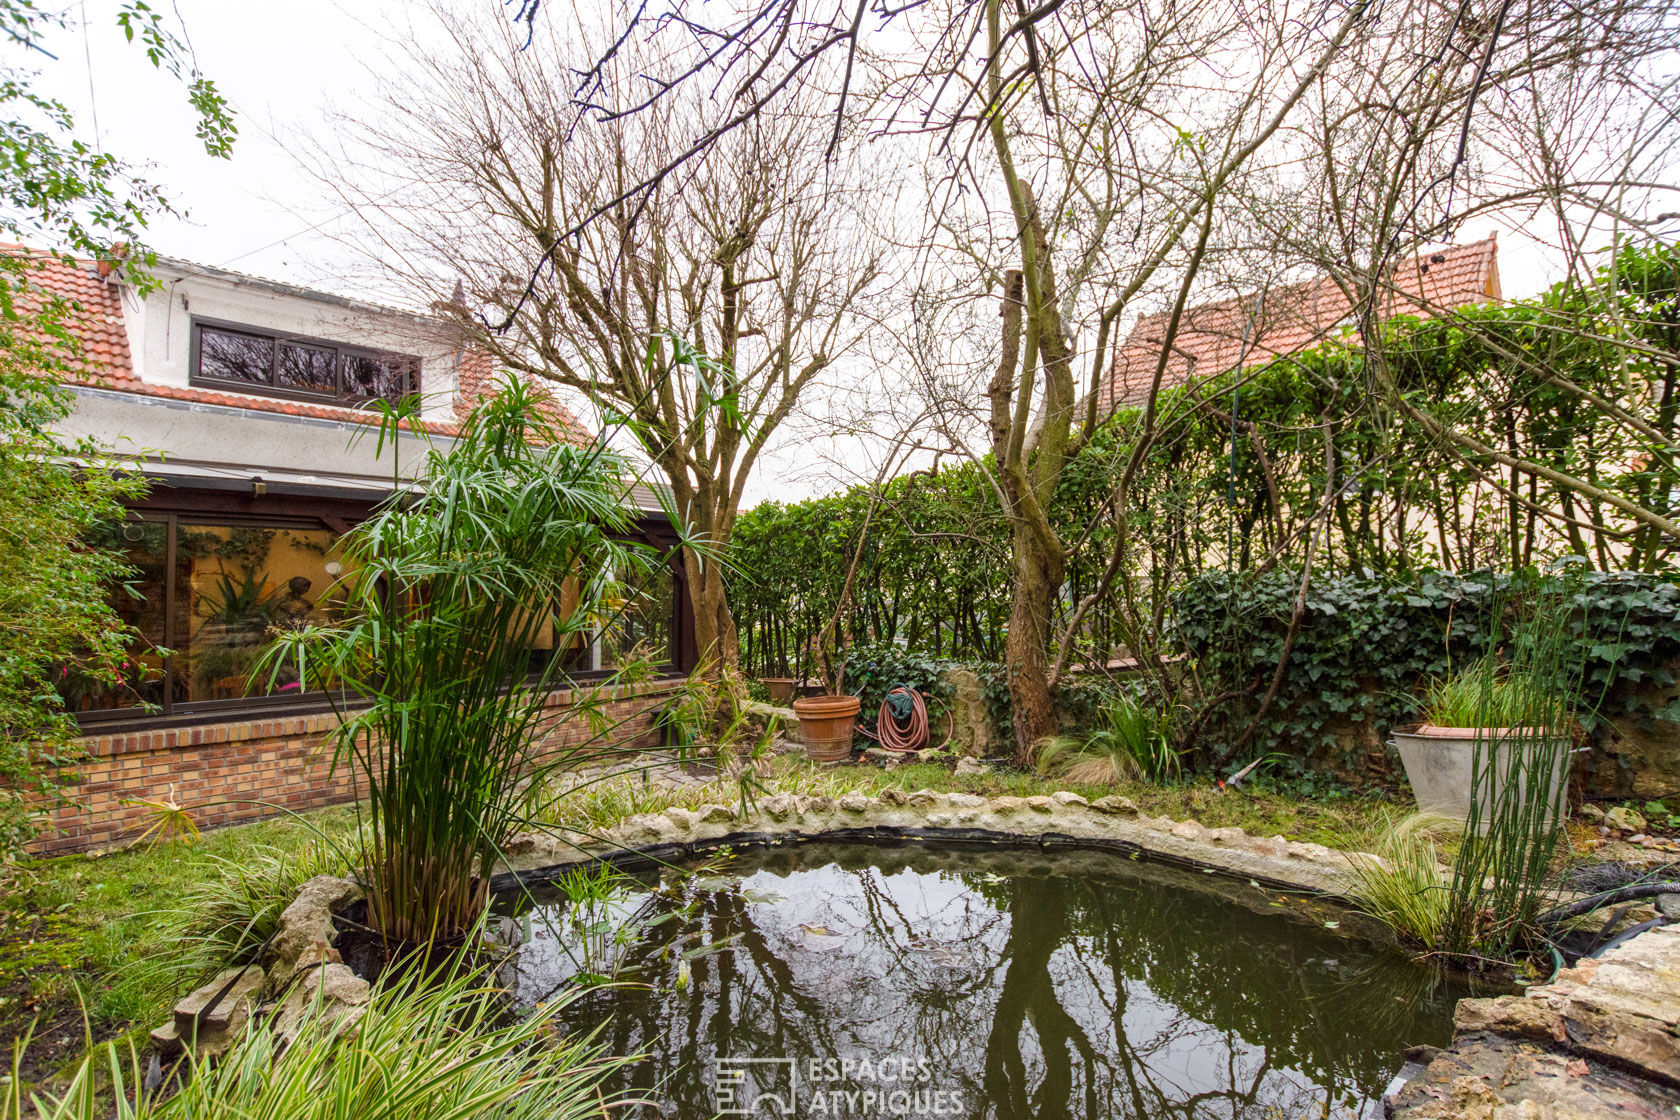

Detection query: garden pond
(496, 841), (1481, 1119)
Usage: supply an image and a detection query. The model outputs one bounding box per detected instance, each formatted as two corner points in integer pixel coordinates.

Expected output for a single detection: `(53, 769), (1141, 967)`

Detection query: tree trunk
(685, 547), (739, 675)
(1007, 521), (1064, 765)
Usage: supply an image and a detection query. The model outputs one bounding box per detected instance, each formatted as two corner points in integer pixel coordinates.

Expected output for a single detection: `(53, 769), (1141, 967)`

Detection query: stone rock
(663, 807), (698, 831)
(175, 965), (266, 1035)
(1658, 894), (1680, 920)
(1170, 819), (1210, 842)
(1026, 796), (1056, 813)
(502, 833), (539, 855)
(270, 963), (372, 1043)
(1051, 791), (1089, 808)
(955, 757), (989, 777)
(1578, 803), (1608, 823)
(698, 803), (736, 824)
(626, 814), (680, 843)
(1208, 826), (1248, 844)
(1090, 795), (1138, 816)
(1249, 836), (1290, 859)
(878, 787), (909, 806)
(940, 667), (995, 757)
(925, 813), (953, 828)
(149, 1021), (183, 1059)
(1606, 806), (1647, 832)
(947, 792), (988, 809)
(990, 797), (1028, 815)
(759, 793), (798, 821)
(262, 876), (362, 991)
(838, 792), (870, 813)
(907, 789), (941, 807)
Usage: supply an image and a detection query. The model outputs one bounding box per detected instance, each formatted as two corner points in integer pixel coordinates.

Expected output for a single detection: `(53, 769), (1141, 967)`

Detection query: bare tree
(321, 3), (886, 674)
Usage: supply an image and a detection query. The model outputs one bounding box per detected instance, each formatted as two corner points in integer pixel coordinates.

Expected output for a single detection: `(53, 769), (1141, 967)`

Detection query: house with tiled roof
(1099, 237), (1502, 411)
(22, 248), (694, 774)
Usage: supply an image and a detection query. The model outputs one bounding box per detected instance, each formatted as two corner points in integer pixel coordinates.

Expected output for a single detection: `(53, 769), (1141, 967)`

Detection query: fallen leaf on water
(1324, 921), (1340, 929)
(800, 923), (840, 937)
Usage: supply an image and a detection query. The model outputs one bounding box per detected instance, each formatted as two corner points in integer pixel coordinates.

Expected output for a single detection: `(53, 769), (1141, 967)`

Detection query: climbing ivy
(1173, 568), (1680, 775)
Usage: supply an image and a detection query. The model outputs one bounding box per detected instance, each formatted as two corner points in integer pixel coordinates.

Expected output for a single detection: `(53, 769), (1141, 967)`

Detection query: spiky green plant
(175, 843), (351, 967)
(1037, 693), (1178, 784)
(1440, 568), (1595, 957)
(258, 379), (677, 942)
(1344, 813), (1456, 948)
(4, 967), (634, 1120)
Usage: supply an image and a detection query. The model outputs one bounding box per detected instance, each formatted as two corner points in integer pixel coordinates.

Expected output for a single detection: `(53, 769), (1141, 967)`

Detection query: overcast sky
(30, 1), (1576, 506)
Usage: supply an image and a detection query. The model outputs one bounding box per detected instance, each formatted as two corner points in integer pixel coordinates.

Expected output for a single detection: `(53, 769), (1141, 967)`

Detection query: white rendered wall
(126, 263), (460, 426)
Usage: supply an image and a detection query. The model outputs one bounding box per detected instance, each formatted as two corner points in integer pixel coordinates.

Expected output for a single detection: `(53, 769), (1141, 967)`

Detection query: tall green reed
(1437, 567), (1591, 957)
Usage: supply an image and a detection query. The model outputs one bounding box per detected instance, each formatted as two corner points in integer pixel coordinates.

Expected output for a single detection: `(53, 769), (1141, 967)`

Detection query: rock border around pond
(494, 788), (1368, 898)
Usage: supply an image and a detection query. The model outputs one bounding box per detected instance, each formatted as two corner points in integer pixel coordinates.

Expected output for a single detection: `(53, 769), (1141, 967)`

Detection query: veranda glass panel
(58, 519), (171, 712)
(175, 523), (345, 702)
(596, 564), (676, 669)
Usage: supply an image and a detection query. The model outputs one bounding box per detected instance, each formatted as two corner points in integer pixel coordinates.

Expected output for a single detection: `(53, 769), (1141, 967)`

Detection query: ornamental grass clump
(1037, 693), (1177, 784)
(5, 967), (635, 1120)
(260, 379), (671, 943)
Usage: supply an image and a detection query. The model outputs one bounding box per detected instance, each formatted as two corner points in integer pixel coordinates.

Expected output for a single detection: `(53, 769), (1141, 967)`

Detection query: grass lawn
(1, 755), (1398, 1082)
(0, 805), (361, 1083)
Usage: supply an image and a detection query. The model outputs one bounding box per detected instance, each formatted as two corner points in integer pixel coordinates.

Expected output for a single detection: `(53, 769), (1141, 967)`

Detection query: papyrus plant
(262, 378), (669, 942)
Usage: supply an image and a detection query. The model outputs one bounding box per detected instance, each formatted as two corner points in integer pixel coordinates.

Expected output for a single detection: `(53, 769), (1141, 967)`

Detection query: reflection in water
(501, 842), (1474, 1119)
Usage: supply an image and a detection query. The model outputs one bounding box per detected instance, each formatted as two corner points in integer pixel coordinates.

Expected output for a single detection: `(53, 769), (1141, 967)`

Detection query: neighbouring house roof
(1099, 237), (1502, 410)
(8, 246), (595, 447)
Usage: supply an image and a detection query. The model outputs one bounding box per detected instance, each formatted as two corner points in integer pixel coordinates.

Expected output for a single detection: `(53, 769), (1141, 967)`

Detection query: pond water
(498, 841), (1476, 1119)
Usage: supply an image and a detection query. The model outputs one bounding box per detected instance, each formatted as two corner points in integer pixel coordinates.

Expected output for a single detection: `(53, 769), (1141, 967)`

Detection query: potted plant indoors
(1392, 656), (1572, 830)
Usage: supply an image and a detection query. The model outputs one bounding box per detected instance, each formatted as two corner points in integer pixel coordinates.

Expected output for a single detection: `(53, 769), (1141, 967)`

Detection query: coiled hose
(876, 685), (930, 752)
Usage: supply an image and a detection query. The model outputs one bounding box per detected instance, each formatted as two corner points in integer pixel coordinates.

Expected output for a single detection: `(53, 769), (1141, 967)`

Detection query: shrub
(1174, 566), (1680, 772)
(261, 380), (673, 941)
(1037, 693), (1177, 784)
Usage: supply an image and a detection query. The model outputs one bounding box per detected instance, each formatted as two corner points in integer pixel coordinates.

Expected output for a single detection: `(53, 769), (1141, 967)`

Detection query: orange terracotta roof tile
(1101, 238), (1501, 410)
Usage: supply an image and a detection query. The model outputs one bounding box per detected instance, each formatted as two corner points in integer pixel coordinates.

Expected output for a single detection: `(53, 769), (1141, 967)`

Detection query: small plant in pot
(1393, 656), (1573, 831)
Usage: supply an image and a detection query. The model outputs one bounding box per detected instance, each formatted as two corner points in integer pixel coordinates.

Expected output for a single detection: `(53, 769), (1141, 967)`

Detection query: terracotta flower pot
(1391, 723), (1570, 831)
(792, 694), (861, 764)
(761, 677), (797, 705)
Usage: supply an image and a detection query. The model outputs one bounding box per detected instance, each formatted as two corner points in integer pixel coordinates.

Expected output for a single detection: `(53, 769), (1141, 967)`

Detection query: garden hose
(877, 685), (930, 752)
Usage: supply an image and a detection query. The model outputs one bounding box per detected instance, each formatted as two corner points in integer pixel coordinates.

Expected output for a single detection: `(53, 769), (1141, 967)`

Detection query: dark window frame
(73, 493), (694, 732)
(189, 316), (421, 408)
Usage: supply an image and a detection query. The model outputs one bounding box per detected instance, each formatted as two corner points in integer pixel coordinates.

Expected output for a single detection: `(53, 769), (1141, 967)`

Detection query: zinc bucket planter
(792, 695), (861, 763)
(1392, 723), (1570, 830)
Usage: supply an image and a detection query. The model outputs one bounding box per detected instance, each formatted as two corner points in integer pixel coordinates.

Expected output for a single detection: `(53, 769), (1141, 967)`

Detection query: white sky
(30, 1), (1580, 506)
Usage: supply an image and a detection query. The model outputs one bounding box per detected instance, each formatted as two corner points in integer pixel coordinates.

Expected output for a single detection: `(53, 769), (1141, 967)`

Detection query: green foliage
(841, 641), (956, 720)
(176, 843), (350, 968)
(0, 0), (236, 855)
(1037, 692), (1178, 784)
(6, 967), (629, 1120)
(1344, 813), (1456, 949)
(259, 381), (673, 941)
(1174, 566), (1680, 771)
(1423, 657), (1558, 730)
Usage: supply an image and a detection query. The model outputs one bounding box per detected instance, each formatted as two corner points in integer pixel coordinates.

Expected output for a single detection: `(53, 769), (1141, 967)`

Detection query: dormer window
(191, 319), (419, 405)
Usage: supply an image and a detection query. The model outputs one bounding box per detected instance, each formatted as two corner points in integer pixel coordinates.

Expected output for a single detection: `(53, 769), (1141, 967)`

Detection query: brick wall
(31, 678), (680, 856)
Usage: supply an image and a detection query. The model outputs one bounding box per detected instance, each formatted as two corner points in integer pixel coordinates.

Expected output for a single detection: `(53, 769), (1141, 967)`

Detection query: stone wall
(32, 679), (680, 856)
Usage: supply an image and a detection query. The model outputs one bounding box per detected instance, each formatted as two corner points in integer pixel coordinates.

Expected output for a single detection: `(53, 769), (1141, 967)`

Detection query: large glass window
(68, 513), (686, 725)
(64, 516), (352, 719)
(192, 321), (420, 406)
(596, 564), (677, 669)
